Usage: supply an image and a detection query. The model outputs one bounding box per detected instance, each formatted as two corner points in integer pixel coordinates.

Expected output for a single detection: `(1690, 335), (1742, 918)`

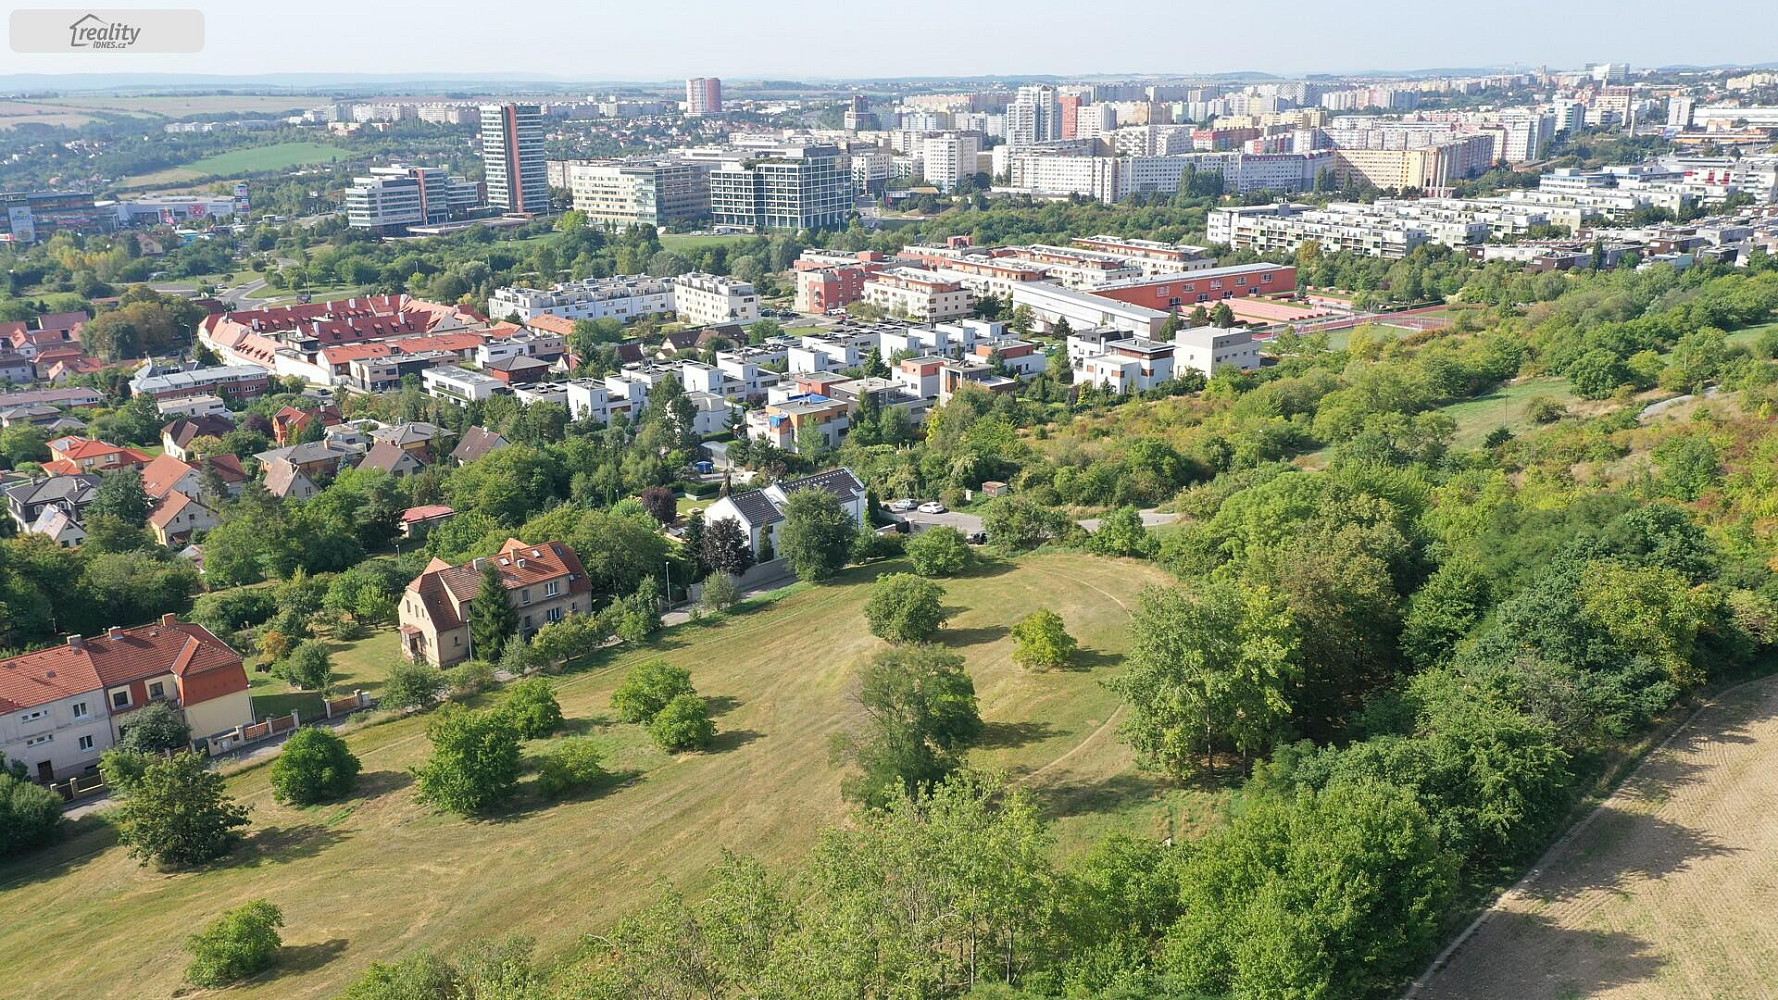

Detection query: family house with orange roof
(398, 538), (592, 667)
(41, 436), (151, 476)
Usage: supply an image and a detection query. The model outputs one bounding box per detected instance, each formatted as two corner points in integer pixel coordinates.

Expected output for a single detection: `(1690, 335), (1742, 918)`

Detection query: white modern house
(702, 467), (867, 560)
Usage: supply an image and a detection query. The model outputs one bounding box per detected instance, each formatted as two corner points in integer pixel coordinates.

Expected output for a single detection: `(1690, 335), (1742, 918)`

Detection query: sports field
(1414, 674), (1778, 1000)
(0, 552), (1213, 999)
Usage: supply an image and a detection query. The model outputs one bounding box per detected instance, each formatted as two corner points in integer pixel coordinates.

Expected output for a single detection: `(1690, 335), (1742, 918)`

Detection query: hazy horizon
(5, 0), (1777, 83)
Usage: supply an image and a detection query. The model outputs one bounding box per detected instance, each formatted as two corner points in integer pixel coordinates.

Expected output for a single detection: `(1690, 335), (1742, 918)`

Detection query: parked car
(917, 501), (947, 514)
(889, 497), (918, 512)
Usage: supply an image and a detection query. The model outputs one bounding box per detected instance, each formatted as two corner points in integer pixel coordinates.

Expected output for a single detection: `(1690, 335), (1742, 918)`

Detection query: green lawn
(122, 141), (353, 188)
(0, 552), (1216, 1000)
(1324, 323), (1404, 351)
(246, 629), (403, 722)
(1443, 376), (1582, 448)
(1727, 320), (1778, 350)
(660, 233), (757, 251)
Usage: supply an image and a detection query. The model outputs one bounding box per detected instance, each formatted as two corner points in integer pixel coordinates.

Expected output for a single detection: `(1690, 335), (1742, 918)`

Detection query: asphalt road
(892, 508), (986, 535)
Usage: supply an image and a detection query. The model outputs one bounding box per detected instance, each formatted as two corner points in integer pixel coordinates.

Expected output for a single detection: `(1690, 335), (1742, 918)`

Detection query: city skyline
(5, 0), (1778, 81)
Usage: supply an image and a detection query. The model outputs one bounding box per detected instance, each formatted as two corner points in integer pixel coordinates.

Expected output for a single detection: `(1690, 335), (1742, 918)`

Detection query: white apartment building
(861, 269), (975, 323)
(1208, 203), (1431, 258)
(345, 165), (479, 232)
(564, 378), (635, 424)
(920, 133), (981, 190)
(423, 367), (510, 406)
(488, 276), (676, 324)
(1172, 326), (1260, 376)
(670, 272), (760, 326)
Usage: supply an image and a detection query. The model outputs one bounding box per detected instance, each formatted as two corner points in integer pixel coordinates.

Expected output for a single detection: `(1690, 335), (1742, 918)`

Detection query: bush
(277, 639), (334, 693)
(269, 727), (361, 806)
(529, 612), (602, 666)
(612, 659), (696, 724)
(649, 694), (716, 752)
(906, 527), (974, 577)
(851, 526), (907, 564)
(412, 706), (522, 816)
(863, 573), (948, 644)
(185, 899), (283, 988)
(382, 660), (447, 712)
(500, 678), (564, 739)
(700, 572), (742, 613)
(119, 701), (191, 753)
(534, 738), (607, 799)
(0, 769), (64, 858)
(498, 638), (545, 677)
(1525, 396), (1567, 424)
(447, 660), (497, 700)
(1010, 609), (1078, 671)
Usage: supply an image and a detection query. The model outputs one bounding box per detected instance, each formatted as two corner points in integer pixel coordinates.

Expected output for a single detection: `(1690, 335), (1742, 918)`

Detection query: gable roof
(719, 488), (786, 528)
(778, 467), (866, 505)
(147, 491), (208, 530)
(262, 459), (315, 497)
(0, 644), (103, 712)
(449, 426), (508, 465)
(0, 616), (247, 714)
(358, 440), (424, 475)
(406, 538), (590, 631)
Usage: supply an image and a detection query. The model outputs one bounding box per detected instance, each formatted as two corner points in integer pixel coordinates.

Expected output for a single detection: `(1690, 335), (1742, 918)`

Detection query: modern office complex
(566, 159), (711, 228)
(479, 103), (550, 214)
(708, 145), (852, 230)
(345, 165), (482, 232)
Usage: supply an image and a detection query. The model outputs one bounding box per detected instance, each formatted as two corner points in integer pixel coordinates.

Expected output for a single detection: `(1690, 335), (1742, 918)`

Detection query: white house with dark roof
(701, 467), (867, 559)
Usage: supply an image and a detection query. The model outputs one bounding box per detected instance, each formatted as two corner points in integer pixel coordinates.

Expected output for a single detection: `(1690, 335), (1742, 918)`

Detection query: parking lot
(891, 506), (986, 536)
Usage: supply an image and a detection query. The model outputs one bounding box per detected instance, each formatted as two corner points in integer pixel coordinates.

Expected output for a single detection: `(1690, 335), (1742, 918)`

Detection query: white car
(889, 498), (918, 512)
(917, 501), (947, 515)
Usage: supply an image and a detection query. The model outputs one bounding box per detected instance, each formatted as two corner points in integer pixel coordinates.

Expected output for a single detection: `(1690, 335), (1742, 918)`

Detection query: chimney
(162, 613), (178, 627)
(108, 626), (123, 640)
(65, 634), (84, 649)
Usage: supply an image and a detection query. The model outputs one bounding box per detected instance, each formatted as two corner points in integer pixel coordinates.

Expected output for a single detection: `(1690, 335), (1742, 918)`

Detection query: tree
(830, 645), (982, 808)
(89, 467), (151, 526)
(269, 727), (361, 806)
(185, 899), (284, 988)
(1089, 506), (1154, 558)
(1010, 609), (1077, 671)
(1114, 581), (1300, 778)
(906, 526), (974, 577)
(0, 769), (64, 858)
(612, 659), (696, 723)
(1209, 302), (1236, 328)
(702, 516), (755, 577)
(638, 486), (677, 525)
(119, 701), (191, 753)
(650, 693), (716, 752)
(981, 495), (1074, 552)
(382, 660), (447, 712)
(700, 571), (741, 613)
(412, 706), (522, 816)
(468, 561), (519, 662)
(778, 489), (856, 582)
(500, 678), (564, 739)
(1566, 348), (1627, 400)
(109, 750), (250, 868)
(863, 573), (949, 644)
(277, 640), (335, 693)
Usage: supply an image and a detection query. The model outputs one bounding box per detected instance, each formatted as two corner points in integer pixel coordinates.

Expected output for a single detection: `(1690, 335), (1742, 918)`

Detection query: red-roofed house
(0, 614), (251, 780)
(0, 644), (109, 783)
(398, 538), (592, 667)
(42, 437), (151, 476)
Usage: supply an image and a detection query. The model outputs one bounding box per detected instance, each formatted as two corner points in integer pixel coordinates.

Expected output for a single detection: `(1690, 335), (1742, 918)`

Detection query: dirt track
(1414, 674), (1778, 1000)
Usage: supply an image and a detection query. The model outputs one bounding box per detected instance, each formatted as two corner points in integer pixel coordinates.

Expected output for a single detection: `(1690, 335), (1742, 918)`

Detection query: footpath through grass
(0, 551), (1215, 1000)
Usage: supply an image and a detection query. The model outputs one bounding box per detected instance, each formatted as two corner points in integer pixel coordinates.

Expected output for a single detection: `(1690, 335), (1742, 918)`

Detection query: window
(1261, 273), (1273, 283)
(20, 709), (48, 723)
(546, 606), (564, 624)
(25, 734), (52, 747)
(78, 735), (94, 752)
(111, 690), (131, 709)
(71, 701), (88, 719)
(520, 588), (531, 606)
(147, 681), (166, 701)
(544, 580), (560, 598)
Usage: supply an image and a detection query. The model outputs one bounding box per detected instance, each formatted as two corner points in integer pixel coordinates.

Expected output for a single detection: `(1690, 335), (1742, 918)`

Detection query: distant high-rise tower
(687, 77), (723, 116)
(479, 103), (549, 214)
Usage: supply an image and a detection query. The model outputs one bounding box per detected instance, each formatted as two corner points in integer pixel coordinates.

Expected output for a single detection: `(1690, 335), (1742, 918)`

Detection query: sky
(5, 0), (1778, 81)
